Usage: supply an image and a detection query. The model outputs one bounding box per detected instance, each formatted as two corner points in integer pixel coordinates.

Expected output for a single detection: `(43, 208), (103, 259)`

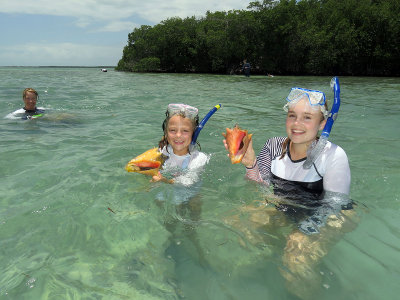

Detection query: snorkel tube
(191, 104), (221, 145)
(303, 77), (341, 169)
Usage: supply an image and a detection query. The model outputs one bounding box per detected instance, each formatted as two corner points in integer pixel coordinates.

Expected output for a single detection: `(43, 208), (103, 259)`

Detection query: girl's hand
(223, 138), (229, 151)
(151, 171), (163, 182)
(151, 171), (174, 184)
(241, 139), (256, 168)
(223, 138), (256, 168)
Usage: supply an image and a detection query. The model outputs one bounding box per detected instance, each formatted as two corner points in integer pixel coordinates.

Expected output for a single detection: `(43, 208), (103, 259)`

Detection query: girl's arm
(245, 160), (264, 183)
(151, 171), (174, 184)
(323, 145), (351, 195)
(244, 139), (274, 185)
(299, 145), (351, 234)
(153, 152), (209, 186)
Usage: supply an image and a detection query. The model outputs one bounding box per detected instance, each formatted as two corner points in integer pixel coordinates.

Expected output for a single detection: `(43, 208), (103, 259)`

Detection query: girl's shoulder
(324, 141), (347, 155)
(189, 150), (210, 168)
(323, 141), (349, 162)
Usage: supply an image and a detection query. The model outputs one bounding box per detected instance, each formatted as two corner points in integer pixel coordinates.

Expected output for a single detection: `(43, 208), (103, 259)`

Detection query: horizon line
(0, 65), (116, 68)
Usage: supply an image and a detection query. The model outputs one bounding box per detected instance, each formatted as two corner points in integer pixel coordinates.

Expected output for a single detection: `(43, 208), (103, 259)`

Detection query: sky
(0, 0), (249, 66)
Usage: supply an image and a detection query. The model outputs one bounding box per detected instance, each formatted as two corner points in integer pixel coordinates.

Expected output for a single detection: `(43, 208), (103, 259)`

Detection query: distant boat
(101, 68), (107, 72)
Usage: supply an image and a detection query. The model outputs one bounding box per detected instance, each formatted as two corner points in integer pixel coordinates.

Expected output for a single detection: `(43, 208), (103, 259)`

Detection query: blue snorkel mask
(303, 77), (341, 169)
(284, 87), (328, 118)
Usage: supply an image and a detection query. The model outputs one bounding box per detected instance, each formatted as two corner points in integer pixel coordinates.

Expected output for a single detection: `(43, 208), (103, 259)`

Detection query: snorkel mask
(162, 103), (221, 145)
(162, 103), (200, 138)
(167, 103), (199, 120)
(283, 87), (328, 119)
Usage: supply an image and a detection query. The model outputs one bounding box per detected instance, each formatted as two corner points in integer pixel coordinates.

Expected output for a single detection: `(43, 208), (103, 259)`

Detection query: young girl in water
(152, 103), (209, 188)
(153, 103), (210, 272)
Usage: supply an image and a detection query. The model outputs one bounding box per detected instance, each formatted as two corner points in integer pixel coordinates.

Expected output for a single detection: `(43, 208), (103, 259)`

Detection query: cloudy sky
(0, 0), (249, 66)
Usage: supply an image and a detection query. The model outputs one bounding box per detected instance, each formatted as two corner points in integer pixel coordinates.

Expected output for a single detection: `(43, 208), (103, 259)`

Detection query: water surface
(0, 67), (399, 299)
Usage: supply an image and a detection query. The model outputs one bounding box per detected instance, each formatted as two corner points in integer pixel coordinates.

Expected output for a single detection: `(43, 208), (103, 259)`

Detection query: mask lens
(167, 103), (198, 119)
(284, 88), (328, 118)
(286, 88), (325, 106)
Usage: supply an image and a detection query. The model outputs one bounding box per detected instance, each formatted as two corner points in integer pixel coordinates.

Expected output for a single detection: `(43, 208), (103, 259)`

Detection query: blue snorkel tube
(323, 77), (341, 138)
(303, 77), (341, 169)
(191, 104), (221, 145)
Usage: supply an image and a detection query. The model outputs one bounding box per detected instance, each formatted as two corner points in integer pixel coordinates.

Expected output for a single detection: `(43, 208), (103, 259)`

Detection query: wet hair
(321, 100), (329, 121)
(158, 111), (200, 153)
(23, 88), (39, 100)
(279, 137), (290, 160)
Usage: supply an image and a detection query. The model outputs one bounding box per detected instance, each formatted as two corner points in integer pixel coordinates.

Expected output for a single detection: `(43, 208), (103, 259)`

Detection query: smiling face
(23, 91), (38, 111)
(166, 114), (195, 156)
(285, 98), (326, 148)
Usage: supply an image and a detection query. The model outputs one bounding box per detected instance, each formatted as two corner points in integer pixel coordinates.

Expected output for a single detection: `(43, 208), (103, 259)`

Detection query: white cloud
(0, 43), (123, 66)
(0, 1), (248, 65)
(0, 0), (248, 30)
(97, 21), (139, 33)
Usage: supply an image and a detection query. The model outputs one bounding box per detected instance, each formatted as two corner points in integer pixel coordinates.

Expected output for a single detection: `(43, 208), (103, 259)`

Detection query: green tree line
(116, 0), (400, 76)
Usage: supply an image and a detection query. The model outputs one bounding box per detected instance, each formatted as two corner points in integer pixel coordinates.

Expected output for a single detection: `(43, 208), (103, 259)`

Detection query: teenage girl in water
(224, 87), (351, 233)
(223, 86), (356, 299)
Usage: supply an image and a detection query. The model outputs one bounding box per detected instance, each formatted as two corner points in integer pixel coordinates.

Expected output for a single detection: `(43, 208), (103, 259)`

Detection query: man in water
(243, 60), (251, 77)
(5, 88), (44, 120)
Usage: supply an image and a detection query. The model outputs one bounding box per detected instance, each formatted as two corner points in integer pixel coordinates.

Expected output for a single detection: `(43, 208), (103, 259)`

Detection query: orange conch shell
(125, 148), (165, 176)
(222, 125), (253, 164)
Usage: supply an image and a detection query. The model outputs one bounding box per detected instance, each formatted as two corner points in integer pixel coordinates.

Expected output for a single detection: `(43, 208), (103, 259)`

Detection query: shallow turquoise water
(0, 67), (399, 299)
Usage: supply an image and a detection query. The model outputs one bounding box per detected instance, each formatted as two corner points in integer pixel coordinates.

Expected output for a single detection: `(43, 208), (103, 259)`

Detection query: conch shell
(125, 148), (165, 176)
(223, 125), (253, 164)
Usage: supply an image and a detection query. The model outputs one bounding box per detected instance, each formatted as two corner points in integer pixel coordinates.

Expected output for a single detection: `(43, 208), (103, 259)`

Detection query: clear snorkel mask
(162, 103), (200, 139)
(283, 87), (328, 119)
(167, 103), (199, 120)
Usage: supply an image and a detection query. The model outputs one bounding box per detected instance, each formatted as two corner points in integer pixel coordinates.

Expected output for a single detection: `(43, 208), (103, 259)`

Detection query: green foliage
(133, 57), (161, 72)
(116, 0), (400, 76)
